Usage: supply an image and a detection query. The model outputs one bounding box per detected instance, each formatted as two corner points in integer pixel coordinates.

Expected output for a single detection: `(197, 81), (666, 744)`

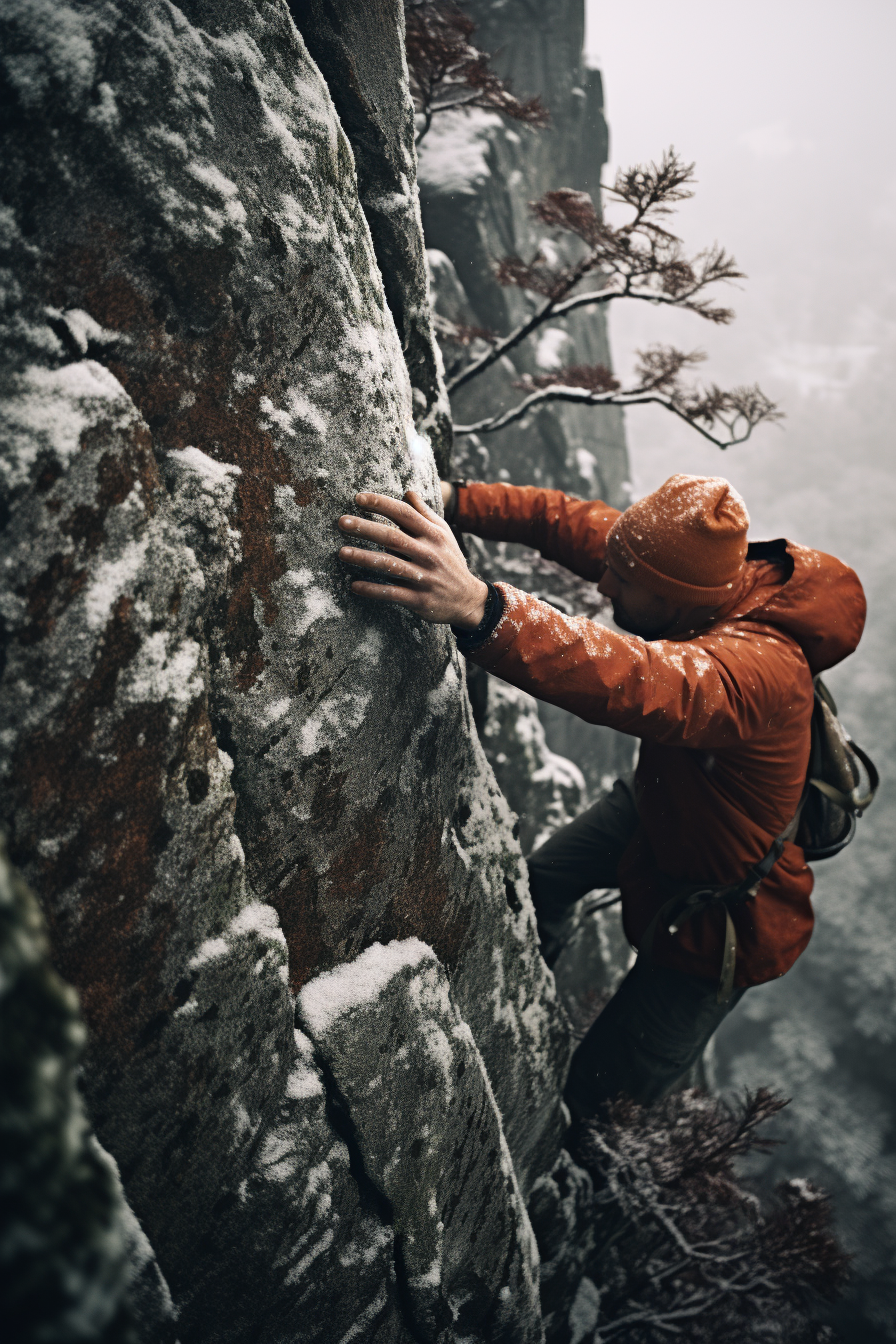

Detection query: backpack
(797, 676), (878, 860)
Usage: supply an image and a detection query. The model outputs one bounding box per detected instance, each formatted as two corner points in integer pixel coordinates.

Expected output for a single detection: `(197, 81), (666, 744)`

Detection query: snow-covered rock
(0, 1), (566, 1339)
(299, 939), (543, 1342)
(293, 0), (453, 473)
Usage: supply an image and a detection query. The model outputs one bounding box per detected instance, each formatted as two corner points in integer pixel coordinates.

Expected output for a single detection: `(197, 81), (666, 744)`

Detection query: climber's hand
(337, 490), (487, 629)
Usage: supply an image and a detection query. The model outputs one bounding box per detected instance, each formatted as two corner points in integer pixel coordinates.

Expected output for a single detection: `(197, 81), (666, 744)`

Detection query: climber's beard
(610, 599), (678, 641)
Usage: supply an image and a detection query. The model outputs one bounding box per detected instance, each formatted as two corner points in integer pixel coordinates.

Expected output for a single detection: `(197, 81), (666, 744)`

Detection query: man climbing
(336, 475), (865, 1118)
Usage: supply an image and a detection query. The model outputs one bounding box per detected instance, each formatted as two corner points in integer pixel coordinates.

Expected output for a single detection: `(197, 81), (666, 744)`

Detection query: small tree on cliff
(405, 1), (781, 453)
(574, 1087), (848, 1343)
(447, 164), (781, 451)
(404, 0), (549, 145)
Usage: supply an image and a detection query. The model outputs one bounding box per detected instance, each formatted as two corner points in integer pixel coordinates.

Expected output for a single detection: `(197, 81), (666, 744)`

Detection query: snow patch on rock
(299, 938), (433, 1034)
(417, 108), (502, 194)
(0, 360), (133, 491)
(120, 631), (203, 706)
(84, 536), (151, 631)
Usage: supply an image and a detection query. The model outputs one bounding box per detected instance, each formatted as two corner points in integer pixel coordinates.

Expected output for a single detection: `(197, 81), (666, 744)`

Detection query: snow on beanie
(606, 474), (750, 605)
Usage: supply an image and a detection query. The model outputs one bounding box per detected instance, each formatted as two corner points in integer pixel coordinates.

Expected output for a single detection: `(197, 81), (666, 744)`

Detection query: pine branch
(446, 294), (564, 392)
(571, 1089), (849, 1342)
(405, 1), (548, 145)
(445, 149), (745, 393)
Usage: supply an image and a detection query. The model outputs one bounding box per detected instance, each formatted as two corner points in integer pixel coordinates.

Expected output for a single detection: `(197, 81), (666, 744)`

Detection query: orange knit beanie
(606, 474), (750, 605)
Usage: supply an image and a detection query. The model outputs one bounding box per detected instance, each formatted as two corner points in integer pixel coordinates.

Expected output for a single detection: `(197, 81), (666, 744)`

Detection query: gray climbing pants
(526, 777), (745, 1117)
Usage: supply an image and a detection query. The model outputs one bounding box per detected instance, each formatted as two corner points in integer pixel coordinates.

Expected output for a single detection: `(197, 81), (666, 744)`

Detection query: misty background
(584, 2), (896, 1337)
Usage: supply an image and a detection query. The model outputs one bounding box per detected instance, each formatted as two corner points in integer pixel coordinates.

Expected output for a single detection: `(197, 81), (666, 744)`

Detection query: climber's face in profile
(597, 562), (681, 638)
(597, 562), (719, 640)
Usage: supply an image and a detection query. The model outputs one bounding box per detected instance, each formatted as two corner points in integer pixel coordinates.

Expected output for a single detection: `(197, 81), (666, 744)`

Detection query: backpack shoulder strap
(640, 780), (809, 1005)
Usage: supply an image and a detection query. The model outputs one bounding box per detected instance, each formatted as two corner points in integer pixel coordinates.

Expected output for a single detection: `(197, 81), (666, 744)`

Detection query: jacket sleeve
(453, 481), (621, 582)
(470, 583), (803, 750)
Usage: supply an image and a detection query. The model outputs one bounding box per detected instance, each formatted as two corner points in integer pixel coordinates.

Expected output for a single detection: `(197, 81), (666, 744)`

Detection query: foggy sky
(585, 0), (896, 542)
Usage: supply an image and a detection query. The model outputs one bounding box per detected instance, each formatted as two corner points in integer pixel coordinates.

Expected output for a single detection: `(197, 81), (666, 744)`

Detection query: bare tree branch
(454, 348), (783, 449)
(430, 311), (497, 347)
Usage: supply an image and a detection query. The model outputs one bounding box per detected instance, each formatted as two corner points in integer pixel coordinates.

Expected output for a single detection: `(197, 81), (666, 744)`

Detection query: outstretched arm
(448, 480), (621, 582)
(472, 582), (798, 750)
(336, 493), (799, 751)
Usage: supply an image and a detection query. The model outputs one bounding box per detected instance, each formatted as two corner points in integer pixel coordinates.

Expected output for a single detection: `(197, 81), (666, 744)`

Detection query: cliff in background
(417, 0), (634, 824)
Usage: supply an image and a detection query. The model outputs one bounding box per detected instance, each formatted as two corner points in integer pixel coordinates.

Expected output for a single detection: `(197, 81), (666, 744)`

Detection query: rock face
(290, 0), (453, 472)
(298, 940), (542, 1342)
(0, 2), (571, 1340)
(482, 680), (588, 857)
(417, 0), (635, 815)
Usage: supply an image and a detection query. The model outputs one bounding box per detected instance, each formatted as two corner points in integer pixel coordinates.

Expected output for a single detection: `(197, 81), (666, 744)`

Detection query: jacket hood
(725, 538), (866, 677)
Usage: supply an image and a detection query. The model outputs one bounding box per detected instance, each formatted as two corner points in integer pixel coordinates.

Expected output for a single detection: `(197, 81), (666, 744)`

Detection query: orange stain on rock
(11, 597), (173, 1054)
(45, 223), (304, 692)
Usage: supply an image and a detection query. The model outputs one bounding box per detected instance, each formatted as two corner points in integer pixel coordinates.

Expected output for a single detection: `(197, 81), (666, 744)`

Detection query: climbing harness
(641, 676), (879, 1004)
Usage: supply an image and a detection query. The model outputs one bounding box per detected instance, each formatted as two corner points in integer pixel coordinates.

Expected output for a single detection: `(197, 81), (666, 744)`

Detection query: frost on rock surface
(299, 939), (543, 1343)
(290, 0), (453, 473)
(0, 0), (569, 1339)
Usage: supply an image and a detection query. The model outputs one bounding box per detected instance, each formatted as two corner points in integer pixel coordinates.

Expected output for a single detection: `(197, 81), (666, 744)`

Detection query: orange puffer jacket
(455, 481), (867, 987)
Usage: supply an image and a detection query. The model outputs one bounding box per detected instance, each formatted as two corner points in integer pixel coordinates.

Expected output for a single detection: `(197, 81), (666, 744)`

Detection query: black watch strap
(452, 582), (505, 655)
